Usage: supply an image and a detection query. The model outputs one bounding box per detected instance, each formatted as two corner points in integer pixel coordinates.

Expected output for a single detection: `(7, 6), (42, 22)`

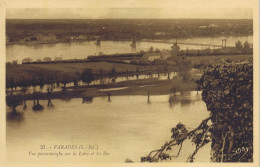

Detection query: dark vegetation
(6, 95), (24, 121)
(6, 19), (252, 44)
(6, 62), (143, 90)
(198, 62), (253, 162)
(178, 41), (252, 56)
(141, 61), (253, 162)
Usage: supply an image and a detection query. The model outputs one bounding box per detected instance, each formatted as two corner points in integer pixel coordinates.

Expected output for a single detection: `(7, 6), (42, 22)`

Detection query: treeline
(6, 65), (175, 90)
(6, 68), (114, 90)
(6, 19), (253, 42)
(179, 47), (253, 57)
(179, 41), (252, 57)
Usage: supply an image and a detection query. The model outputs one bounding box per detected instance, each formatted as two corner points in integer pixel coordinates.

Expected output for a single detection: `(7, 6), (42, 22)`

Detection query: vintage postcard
(0, 0), (259, 167)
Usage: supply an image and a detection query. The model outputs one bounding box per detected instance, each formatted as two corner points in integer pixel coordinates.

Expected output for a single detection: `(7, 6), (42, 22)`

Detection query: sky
(6, 8), (253, 19)
(4, 0), (254, 19)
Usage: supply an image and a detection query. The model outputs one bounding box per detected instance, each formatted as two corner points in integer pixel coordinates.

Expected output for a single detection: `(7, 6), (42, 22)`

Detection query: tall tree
(82, 68), (95, 86)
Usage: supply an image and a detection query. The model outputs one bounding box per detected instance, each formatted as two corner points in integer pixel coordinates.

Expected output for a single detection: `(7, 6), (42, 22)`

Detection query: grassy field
(6, 62), (147, 83)
(8, 61), (142, 74)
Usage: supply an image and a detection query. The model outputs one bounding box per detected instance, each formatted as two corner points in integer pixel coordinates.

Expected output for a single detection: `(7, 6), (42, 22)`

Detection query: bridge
(177, 42), (222, 48)
(141, 40), (224, 48)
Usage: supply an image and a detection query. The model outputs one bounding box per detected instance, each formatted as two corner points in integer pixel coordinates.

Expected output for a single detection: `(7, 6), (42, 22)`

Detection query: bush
(198, 62), (253, 162)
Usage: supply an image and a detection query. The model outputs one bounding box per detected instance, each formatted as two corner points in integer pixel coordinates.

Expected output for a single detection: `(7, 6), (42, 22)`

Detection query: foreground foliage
(141, 60), (253, 162)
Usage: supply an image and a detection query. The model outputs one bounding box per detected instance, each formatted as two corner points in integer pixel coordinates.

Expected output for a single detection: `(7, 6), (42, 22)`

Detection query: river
(6, 92), (210, 163)
(6, 36), (252, 63)
(6, 35), (249, 163)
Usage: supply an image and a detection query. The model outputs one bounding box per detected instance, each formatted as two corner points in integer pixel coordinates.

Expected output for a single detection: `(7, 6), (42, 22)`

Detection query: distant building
(154, 32), (166, 36)
(209, 24), (219, 28)
(199, 26), (208, 29)
(143, 50), (171, 61)
(199, 24), (219, 29)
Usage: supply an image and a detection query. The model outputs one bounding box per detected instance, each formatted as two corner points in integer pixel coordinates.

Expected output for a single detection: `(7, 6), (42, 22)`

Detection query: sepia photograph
(2, 0), (259, 166)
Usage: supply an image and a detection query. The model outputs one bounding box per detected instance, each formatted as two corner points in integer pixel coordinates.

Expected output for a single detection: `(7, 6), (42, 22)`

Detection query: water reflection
(82, 96), (93, 104)
(107, 93), (112, 102)
(60, 97), (72, 102)
(6, 111), (24, 122)
(147, 91), (151, 104)
(168, 91), (201, 107)
(32, 98), (44, 111)
(6, 92), (210, 162)
(47, 98), (54, 107)
(32, 44), (44, 49)
(6, 95), (23, 112)
(6, 95), (25, 122)
(23, 99), (27, 110)
(180, 99), (193, 106)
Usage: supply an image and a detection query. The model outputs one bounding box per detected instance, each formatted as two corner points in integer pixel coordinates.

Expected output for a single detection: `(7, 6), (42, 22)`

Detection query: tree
(149, 46), (154, 52)
(198, 63), (253, 162)
(6, 77), (15, 90)
(6, 95), (23, 112)
(139, 50), (145, 54)
(73, 71), (81, 86)
(177, 59), (192, 80)
(235, 40), (243, 50)
(243, 41), (251, 54)
(32, 92), (44, 111)
(110, 68), (117, 82)
(6, 95), (24, 121)
(81, 68), (95, 86)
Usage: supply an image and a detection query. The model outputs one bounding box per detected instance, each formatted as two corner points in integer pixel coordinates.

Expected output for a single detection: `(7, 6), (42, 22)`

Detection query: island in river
(5, 18), (254, 163)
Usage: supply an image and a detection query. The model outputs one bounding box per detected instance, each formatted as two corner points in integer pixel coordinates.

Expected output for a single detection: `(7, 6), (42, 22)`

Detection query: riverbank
(10, 77), (198, 101)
